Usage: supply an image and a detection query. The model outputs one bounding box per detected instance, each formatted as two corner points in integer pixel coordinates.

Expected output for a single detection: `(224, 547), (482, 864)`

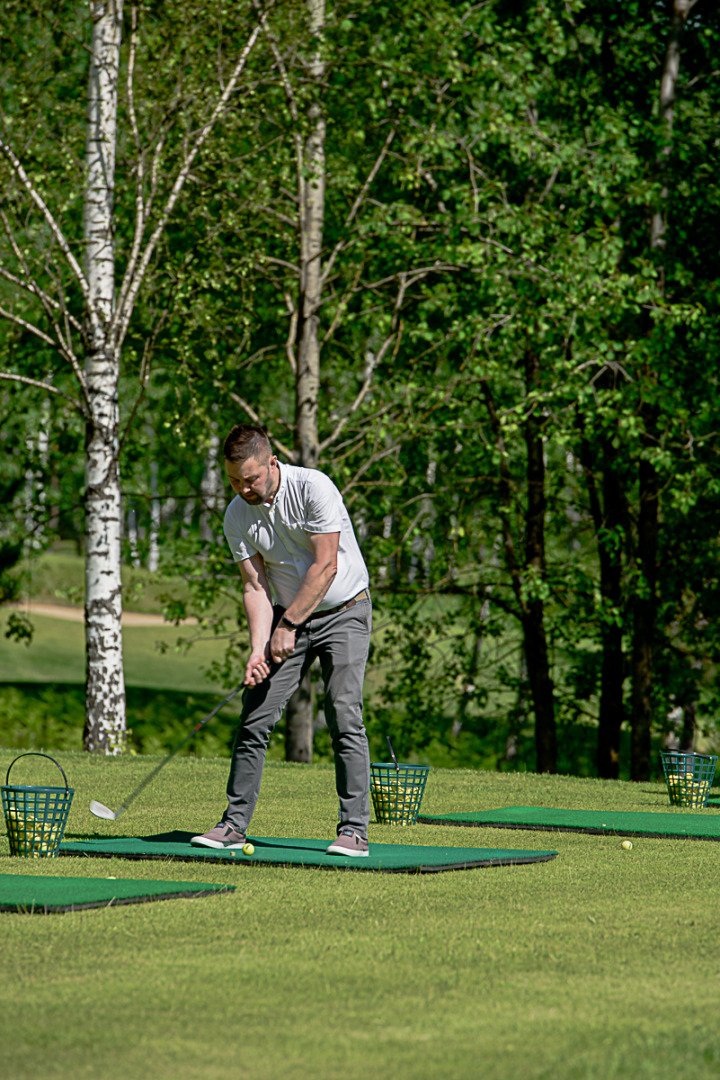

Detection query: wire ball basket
(370, 762), (429, 825)
(660, 750), (717, 809)
(2, 752), (74, 858)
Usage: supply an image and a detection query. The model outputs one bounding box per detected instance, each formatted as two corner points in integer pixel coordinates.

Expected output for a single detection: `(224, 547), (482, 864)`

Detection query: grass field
(0, 609), (227, 692)
(0, 607), (247, 756)
(1, 752), (719, 1080)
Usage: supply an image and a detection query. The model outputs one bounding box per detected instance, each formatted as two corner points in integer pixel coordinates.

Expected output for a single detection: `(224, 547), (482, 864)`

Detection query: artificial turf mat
(0, 873), (234, 914)
(59, 831), (558, 873)
(418, 805), (720, 840)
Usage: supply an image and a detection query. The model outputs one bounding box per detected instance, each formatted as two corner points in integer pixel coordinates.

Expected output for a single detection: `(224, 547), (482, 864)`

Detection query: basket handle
(5, 752), (69, 791)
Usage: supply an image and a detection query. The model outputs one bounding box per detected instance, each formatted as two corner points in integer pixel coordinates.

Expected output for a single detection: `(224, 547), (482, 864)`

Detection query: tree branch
(283, 290), (298, 374)
(320, 126), (396, 290)
(253, 1), (303, 174)
(118, 307), (169, 455)
(0, 371), (85, 412)
(122, 0), (150, 312)
(319, 274), (408, 453)
(0, 211), (88, 398)
(320, 262), (364, 349)
(180, 356), (296, 461)
(0, 265), (82, 335)
(0, 305), (55, 346)
(113, 22), (261, 348)
(0, 136), (96, 330)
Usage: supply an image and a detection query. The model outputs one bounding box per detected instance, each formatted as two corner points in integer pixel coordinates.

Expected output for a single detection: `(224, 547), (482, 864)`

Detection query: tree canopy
(1, 0), (719, 779)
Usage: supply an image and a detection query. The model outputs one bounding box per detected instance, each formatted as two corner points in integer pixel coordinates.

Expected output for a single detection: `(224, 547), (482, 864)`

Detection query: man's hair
(223, 424), (273, 464)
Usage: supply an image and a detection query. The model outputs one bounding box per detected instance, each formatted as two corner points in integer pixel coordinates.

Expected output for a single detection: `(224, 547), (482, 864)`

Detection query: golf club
(386, 735), (400, 772)
(89, 683), (244, 821)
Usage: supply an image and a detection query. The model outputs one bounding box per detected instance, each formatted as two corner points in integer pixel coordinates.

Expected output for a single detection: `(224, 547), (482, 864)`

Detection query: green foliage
(2, 0), (720, 774)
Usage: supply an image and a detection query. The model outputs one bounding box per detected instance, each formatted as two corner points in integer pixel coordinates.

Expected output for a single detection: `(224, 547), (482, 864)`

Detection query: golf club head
(89, 800), (117, 821)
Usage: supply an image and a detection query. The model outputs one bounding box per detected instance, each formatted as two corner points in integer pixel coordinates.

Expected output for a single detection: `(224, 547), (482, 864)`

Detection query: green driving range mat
(59, 831), (557, 873)
(418, 806), (720, 840)
(0, 873), (235, 914)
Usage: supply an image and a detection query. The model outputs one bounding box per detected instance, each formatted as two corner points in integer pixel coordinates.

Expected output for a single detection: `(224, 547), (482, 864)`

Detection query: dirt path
(7, 602), (197, 628)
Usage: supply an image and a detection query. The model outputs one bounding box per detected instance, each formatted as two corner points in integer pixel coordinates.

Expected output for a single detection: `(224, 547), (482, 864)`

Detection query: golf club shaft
(387, 735), (400, 772)
(114, 683), (243, 817)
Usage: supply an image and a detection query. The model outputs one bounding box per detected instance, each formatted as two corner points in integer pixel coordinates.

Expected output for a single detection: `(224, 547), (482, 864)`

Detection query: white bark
(200, 431), (220, 542)
(83, 0), (126, 753)
(257, 0), (326, 758)
(651, 0), (695, 250)
(22, 397), (50, 552)
(127, 504), (140, 568)
(148, 458), (160, 572)
(181, 497), (195, 538)
(295, 0), (325, 471)
(0, 5), (261, 753)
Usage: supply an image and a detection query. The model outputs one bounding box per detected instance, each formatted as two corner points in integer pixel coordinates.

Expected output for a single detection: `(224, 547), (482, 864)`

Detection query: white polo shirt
(223, 463), (369, 611)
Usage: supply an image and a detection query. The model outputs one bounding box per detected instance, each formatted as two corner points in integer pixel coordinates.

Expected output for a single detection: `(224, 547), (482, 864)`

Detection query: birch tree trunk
(285, 0), (326, 762)
(294, 0), (325, 472)
(148, 458), (160, 572)
(0, 5), (261, 753)
(83, 0), (126, 753)
(200, 430), (221, 542)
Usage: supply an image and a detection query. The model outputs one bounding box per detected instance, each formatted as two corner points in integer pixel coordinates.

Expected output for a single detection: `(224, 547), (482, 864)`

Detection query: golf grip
(116, 684), (243, 815)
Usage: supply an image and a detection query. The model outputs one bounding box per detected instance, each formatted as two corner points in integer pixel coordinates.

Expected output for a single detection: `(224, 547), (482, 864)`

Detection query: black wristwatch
(280, 614), (300, 631)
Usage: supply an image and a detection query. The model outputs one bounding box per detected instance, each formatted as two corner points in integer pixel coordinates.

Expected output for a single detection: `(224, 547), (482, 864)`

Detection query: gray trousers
(223, 596), (372, 837)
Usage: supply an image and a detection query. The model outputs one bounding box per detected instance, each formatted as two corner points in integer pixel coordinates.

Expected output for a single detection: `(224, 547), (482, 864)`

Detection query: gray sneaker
(326, 828), (369, 857)
(191, 823), (247, 849)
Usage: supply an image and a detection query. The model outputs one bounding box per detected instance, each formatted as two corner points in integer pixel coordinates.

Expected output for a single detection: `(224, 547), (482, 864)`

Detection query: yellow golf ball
(243, 843), (255, 856)
(621, 840), (633, 850)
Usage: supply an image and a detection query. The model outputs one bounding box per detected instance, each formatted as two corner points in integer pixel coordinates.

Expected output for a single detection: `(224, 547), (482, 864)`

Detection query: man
(191, 424), (373, 856)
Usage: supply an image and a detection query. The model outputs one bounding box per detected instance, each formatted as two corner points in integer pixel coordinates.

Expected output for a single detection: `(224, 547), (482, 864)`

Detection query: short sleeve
(303, 472), (345, 533)
(223, 501), (257, 563)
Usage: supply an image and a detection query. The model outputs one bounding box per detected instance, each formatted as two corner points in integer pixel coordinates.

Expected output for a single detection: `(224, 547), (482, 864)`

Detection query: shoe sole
(190, 836), (246, 849)
(326, 846), (370, 857)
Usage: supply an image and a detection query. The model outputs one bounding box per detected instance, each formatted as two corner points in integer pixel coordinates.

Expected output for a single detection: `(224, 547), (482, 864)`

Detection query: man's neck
(265, 462), (281, 505)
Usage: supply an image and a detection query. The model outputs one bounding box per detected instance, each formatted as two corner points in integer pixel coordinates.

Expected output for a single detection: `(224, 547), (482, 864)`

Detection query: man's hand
(270, 624), (296, 665)
(244, 648), (271, 687)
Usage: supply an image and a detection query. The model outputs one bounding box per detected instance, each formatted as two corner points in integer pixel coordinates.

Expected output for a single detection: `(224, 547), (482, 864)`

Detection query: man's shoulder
(282, 463), (338, 495)
(224, 494), (251, 526)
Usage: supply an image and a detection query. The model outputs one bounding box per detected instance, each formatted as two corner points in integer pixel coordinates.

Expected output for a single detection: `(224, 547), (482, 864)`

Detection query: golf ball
(621, 840), (633, 850)
(243, 843), (255, 856)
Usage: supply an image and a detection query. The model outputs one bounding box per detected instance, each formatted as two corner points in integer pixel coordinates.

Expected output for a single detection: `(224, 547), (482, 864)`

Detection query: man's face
(225, 454), (278, 504)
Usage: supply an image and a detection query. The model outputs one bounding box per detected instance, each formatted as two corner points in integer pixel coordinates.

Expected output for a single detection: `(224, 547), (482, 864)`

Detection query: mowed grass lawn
(0, 608), (227, 692)
(1, 753), (720, 1080)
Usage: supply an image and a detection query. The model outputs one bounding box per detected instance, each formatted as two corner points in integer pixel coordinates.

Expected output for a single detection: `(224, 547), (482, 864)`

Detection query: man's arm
(239, 553), (274, 686)
(269, 532), (339, 665)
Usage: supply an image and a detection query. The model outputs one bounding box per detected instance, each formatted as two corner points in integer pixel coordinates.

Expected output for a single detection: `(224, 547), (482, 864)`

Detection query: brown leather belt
(309, 589), (370, 620)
